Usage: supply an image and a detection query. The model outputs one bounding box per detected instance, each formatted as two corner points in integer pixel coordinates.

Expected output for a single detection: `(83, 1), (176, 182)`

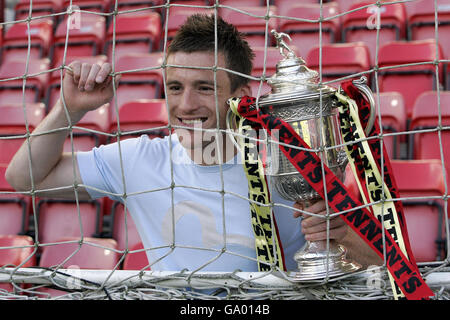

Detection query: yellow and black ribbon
(230, 97), (285, 272)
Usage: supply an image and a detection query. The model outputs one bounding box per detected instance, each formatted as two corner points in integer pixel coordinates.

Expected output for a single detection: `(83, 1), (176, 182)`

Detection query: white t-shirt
(77, 134), (305, 271)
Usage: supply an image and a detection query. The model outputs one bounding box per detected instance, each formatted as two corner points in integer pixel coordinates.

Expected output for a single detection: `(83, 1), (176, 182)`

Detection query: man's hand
(293, 200), (348, 242)
(60, 61), (120, 121)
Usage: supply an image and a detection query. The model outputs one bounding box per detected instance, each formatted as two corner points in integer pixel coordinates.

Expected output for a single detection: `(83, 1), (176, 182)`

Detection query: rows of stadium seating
(1, 0), (449, 296)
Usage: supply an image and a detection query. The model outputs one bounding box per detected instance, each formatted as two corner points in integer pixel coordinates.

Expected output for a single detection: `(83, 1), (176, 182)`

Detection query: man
(6, 14), (380, 271)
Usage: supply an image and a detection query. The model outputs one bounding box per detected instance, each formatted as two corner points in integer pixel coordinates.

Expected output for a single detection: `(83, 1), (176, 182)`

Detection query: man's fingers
(303, 223), (348, 242)
(301, 215), (345, 234)
(70, 61), (81, 83)
(84, 63), (101, 91)
(95, 63), (112, 84)
(293, 200), (328, 218)
(78, 63), (92, 91)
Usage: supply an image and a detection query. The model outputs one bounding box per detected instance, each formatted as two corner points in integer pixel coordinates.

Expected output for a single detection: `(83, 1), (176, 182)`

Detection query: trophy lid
(258, 30), (334, 106)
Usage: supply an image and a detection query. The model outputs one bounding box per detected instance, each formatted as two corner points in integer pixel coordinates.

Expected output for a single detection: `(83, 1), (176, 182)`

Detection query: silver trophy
(230, 30), (376, 280)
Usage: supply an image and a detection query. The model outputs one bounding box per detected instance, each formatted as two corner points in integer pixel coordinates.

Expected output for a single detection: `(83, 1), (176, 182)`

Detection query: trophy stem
(292, 239), (361, 281)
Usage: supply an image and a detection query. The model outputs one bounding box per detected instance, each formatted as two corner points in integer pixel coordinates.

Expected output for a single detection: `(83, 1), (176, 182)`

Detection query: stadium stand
(377, 39), (444, 120)
(14, 0), (62, 22)
(374, 91), (407, 159)
(0, 235), (36, 292)
(219, 5), (278, 48)
(0, 58), (50, 105)
(342, 1), (407, 66)
(50, 13), (106, 67)
(104, 11), (162, 63)
(35, 198), (104, 245)
(114, 52), (164, 111)
(250, 46), (289, 96)
(37, 237), (119, 297)
(109, 98), (168, 141)
(2, 18), (54, 63)
(409, 90), (450, 161)
(62, 0), (110, 12)
(391, 159), (447, 262)
(306, 41), (371, 88)
(113, 0), (162, 13)
(278, 2), (341, 59)
(407, 0), (450, 60)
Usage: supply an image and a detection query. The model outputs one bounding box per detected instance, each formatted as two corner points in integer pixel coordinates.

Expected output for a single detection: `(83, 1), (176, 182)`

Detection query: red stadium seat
(51, 13), (106, 67)
(62, 0), (110, 12)
(409, 91), (450, 161)
(0, 58), (51, 105)
(306, 42), (371, 89)
(2, 18), (54, 63)
(218, 0), (265, 8)
(407, 0), (450, 60)
(114, 0), (162, 13)
(169, 0), (210, 6)
(114, 52), (164, 111)
(39, 237), (119, 268)
(0, 192), (29, 236)
(110, 201), (142, 252)
(377, 39), (444, 119)
(342, 1), (407, 65)
(110, 99), (168, 140)
(220, 6), (278, 48)
(36, 198), (103, 245)
(0, 235), (36, 268)
(333, 0), (360, 13)
(374, 91), (407, 159)
(278, 2), (341, 59)
(391, 159), (447, 262)
(36, 236), (119, 297)
(272, 0), (318, 17)
(122, 242), (150, 270)
(14, 0), (63, 21)
(105, 12), (162, 63)
(0, 235), (36, 293)
(0, 103), (45, 135)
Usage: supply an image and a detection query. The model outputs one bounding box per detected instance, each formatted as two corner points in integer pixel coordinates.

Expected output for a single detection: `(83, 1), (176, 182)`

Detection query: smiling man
(5, 14), (380, 272)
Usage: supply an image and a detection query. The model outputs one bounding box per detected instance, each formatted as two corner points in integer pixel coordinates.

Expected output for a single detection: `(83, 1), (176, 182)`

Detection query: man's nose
(178, 87), (196, 113)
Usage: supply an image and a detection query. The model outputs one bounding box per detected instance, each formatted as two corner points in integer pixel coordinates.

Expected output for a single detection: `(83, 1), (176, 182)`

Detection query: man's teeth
(181, 118), (206, 124)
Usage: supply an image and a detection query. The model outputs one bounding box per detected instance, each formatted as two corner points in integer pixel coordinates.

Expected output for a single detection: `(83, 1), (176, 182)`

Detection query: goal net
(0, 0), (449, 300)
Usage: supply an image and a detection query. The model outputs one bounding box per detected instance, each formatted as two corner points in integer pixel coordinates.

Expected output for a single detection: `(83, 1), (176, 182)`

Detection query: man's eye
(199, 86), (214, 92)
(169, 85), (181, 92)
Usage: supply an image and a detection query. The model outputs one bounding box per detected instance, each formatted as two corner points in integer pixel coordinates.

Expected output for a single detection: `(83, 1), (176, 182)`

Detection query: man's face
(166, 51), (247, 154)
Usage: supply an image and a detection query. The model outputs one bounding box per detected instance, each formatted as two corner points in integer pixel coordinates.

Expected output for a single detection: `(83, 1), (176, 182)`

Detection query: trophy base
(291, 240), (361, 281)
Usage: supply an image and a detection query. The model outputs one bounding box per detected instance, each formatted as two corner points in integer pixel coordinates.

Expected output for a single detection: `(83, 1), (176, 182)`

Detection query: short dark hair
(167, 14), (254, 92)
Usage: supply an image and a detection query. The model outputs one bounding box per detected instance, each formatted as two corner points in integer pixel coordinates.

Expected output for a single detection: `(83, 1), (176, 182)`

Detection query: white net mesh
(0, 0), (449, 300)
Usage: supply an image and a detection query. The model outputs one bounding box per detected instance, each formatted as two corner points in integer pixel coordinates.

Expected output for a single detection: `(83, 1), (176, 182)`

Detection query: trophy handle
(351, 77), (376, 136)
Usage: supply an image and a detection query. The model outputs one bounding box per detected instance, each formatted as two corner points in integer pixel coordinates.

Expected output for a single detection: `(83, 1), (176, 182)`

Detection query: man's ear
(237, 83), (252, 98)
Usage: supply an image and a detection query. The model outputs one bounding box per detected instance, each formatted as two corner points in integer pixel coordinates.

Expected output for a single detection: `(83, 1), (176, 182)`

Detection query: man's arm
(5, 62), (117, 199)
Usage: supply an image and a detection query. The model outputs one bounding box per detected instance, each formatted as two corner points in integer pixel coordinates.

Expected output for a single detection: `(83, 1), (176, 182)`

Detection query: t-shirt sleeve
(77, 137), (141, 202)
